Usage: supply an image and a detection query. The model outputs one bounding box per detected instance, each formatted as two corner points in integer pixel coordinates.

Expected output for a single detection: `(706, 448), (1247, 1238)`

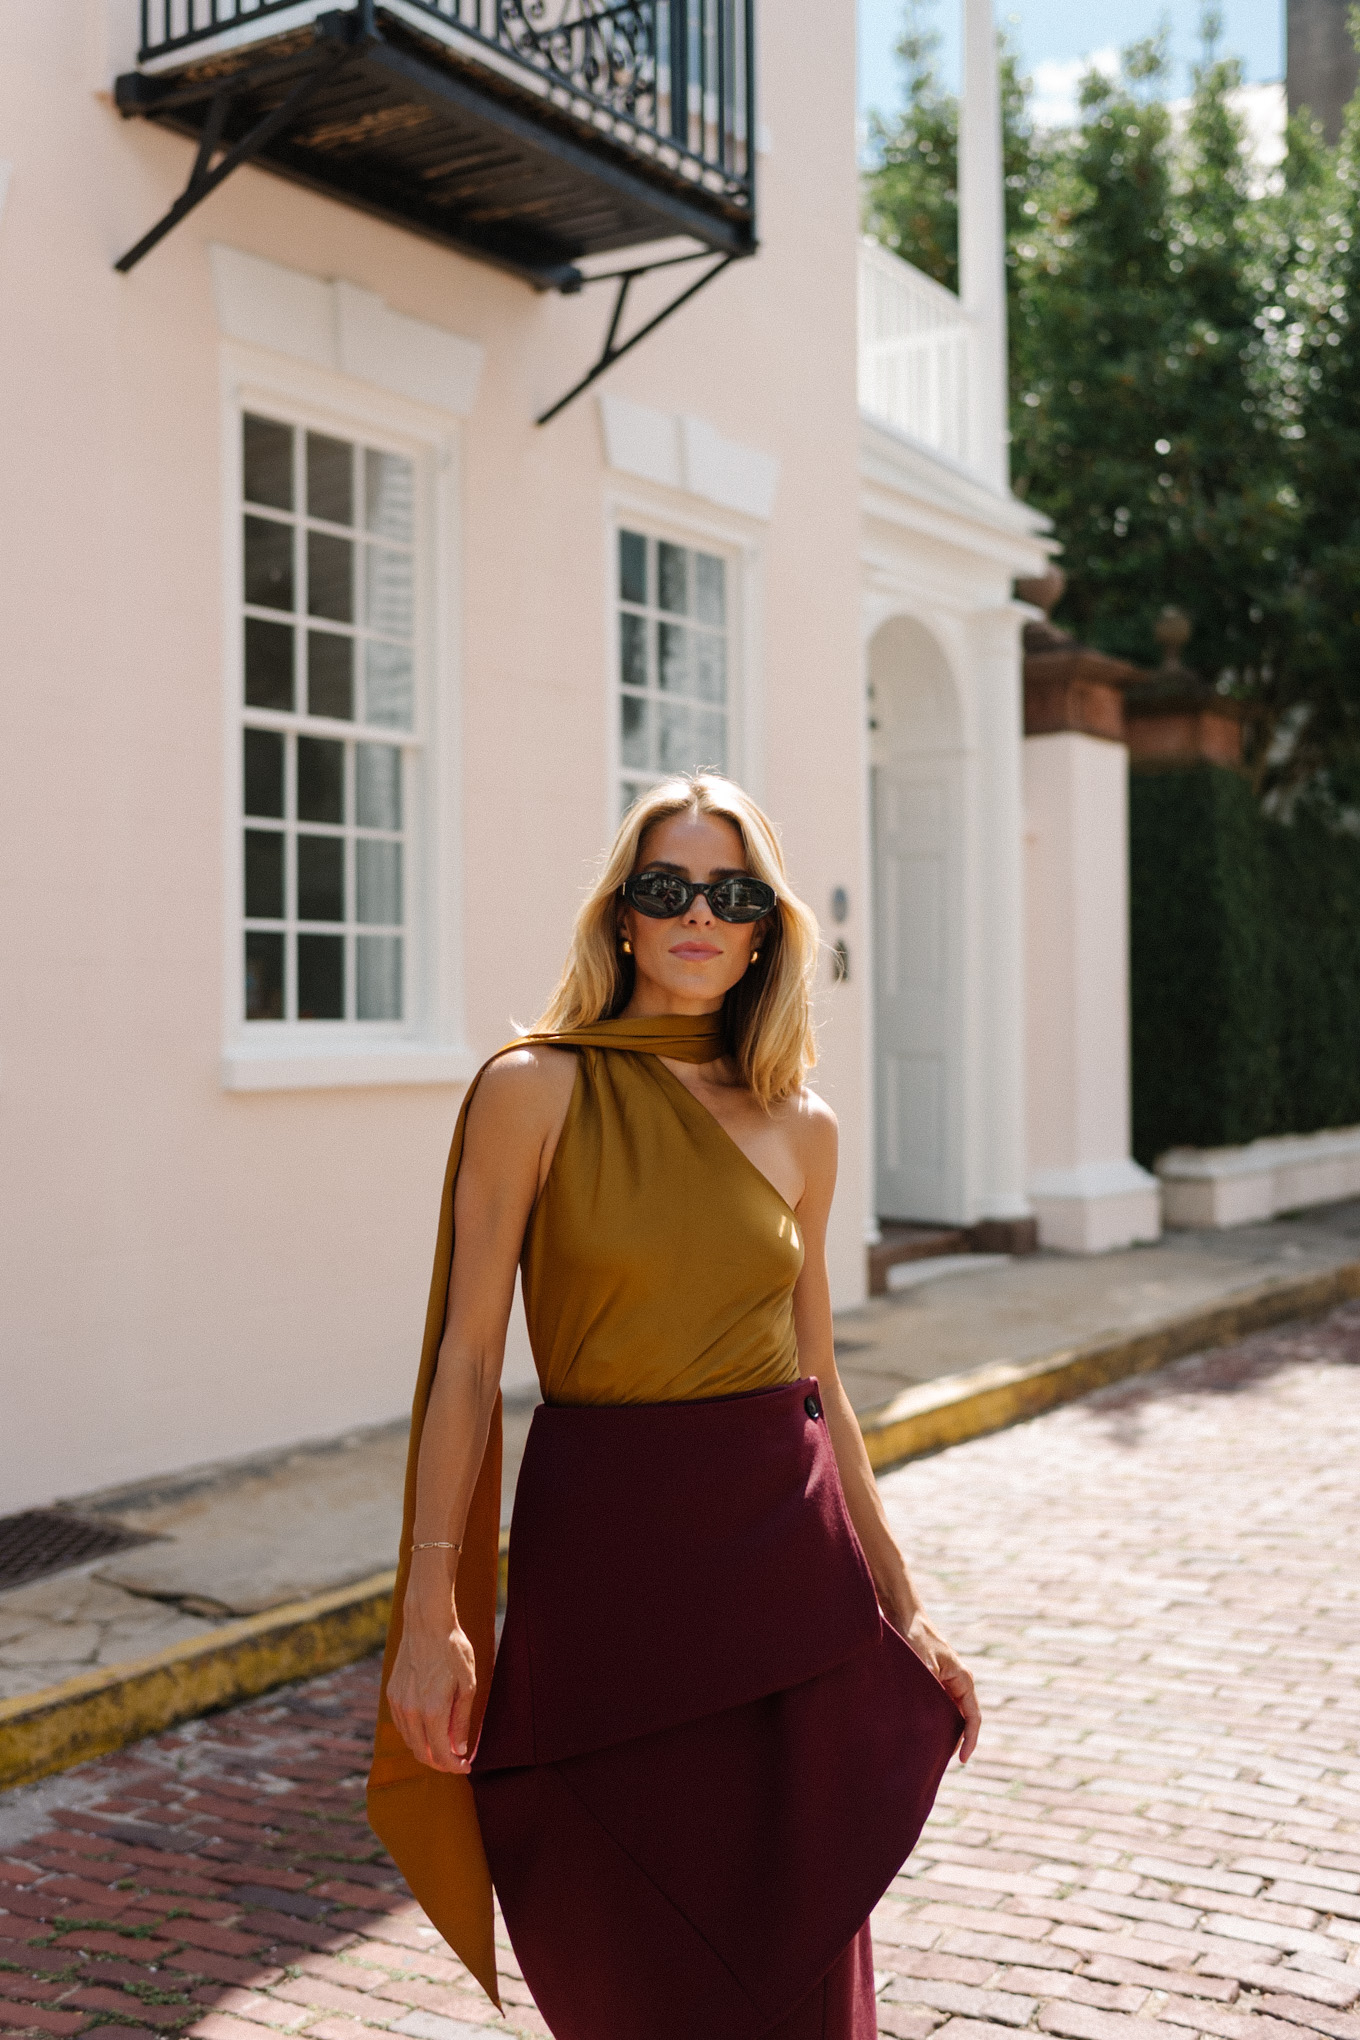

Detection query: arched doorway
(869, 616), (966, 1223)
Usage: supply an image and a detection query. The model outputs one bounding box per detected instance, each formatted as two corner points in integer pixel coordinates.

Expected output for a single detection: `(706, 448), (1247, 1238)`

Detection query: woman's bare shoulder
(779, 1082), (838, 1138)
(466, 1044), (577, 1136)
(781, 1084), (838, 1189)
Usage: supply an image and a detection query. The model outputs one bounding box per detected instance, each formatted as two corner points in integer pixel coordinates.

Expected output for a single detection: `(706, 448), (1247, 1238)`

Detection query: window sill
(222, 1039), (479, 1093)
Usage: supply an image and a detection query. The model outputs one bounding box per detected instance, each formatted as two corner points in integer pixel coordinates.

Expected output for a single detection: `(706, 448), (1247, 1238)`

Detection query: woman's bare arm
(386, 1047), (575, 1776)
(790, 1096), (980, 1762)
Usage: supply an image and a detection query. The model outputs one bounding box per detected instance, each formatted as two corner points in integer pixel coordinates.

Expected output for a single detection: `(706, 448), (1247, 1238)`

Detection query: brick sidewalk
(2, 1304), (1358, 2040)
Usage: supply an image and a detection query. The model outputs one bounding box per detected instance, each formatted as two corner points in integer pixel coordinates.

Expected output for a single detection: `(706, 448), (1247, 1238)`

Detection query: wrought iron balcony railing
(116, 0), (756, 294)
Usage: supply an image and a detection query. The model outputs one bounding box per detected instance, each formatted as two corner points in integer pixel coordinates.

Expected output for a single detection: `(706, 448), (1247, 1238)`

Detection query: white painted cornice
(860, 417), (1051, 578)
(860, 415), (1048, 536)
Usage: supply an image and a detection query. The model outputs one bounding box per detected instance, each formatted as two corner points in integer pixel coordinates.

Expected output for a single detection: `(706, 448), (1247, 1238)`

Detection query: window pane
(307, 530), (353, 622)
(659, 700), (695, 772)
(244, 829), (284, 920)
(297, 835), (345, 921)
(365, 545), (413, 639)
(357, 743), (402, 830)
(695, 552), (725, 625)
(243, 415), (293, 511)
(306, 433), (353, 526)
(245, 930), (285, 1020)
(307, 632), (354, 720)
(659, 701), (724, 773)
(659, 621), (690, 693)
(297, 736), (344, 824)
(619, 528), (647, 605)
(297, 933), (344, 1019)
(243, 728), (285, 818)
(693, 630), (726, 704)
(244, 617), (294, 711)
(620, 692), (649, 769)
(658, 541), (688, 616)
(366, 450), (414, 543)
(620, 612), (648, 690)
(357, 839), (402, 925)
(365, 641), (414, 729)
(696, 706), (727, 771)
(244, 515), (294, 611)
(620, 779), (646, 820)
(357, 934), (402, 1020)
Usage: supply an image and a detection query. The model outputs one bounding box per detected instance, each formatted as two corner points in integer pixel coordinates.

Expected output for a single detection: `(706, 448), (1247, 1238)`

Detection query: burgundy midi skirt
(471, 1378), (962, 2040)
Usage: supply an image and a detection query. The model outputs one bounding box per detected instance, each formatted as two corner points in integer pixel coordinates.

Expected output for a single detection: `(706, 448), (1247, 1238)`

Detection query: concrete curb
(859, 1255), (1360, 1472)
(0, 1571), (396, 1791)
(4, 1253), (1358, 1793)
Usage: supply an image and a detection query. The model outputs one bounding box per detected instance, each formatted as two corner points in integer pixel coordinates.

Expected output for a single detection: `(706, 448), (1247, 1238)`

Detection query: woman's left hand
(901, 1609), (981, 1762)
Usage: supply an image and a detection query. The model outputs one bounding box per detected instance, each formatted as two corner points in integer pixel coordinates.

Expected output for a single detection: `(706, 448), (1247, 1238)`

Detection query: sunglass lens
(711, 878), (776, 921)
(629, 873), (690, 917)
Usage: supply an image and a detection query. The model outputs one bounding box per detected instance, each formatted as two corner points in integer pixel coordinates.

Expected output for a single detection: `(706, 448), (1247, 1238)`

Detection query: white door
(870, 620), (965, 1223)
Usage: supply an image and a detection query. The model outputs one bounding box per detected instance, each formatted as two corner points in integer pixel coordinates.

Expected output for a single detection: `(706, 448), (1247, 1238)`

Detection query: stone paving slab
(1, 1299), (1357, 2039)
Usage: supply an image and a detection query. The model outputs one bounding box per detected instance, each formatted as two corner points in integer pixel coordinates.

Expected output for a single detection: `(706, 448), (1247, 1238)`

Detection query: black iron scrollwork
(496, 0), (656, 123)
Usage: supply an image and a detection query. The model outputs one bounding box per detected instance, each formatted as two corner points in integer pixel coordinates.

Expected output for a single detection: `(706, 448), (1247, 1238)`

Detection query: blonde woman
(369, 774), (979, 2040)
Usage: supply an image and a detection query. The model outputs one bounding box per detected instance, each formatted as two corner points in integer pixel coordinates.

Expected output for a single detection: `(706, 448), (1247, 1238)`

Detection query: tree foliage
(863, 6), (1360, 815)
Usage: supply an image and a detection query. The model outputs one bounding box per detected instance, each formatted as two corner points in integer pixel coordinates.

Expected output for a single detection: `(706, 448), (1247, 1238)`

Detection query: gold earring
(621, 937), (633, 955)
(750, 948), (760, 965)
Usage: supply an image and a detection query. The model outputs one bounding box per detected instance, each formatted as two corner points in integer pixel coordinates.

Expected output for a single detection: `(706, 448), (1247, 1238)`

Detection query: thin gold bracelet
(411, 1540), (461, 1553)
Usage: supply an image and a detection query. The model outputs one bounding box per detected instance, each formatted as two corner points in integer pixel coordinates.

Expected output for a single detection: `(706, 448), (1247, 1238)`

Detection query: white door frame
(868, 613), (969, 1224)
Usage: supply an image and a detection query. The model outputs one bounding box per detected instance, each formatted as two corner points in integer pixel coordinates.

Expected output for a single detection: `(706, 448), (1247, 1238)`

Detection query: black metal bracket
(113, 12), (368, 273)
(535, 248), (743, 426)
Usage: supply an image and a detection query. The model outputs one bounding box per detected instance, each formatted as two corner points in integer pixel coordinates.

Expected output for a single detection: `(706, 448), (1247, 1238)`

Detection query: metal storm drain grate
(0, 1509), (157, 1593)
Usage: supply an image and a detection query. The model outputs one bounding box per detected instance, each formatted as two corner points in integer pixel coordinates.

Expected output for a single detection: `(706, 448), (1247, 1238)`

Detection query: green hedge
(1129, 765), (1360, 1165)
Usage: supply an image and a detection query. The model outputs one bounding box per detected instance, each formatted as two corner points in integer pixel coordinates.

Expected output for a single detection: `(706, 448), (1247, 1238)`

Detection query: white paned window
(617, 527), (730, 814)
(240, 411), (416, 1024)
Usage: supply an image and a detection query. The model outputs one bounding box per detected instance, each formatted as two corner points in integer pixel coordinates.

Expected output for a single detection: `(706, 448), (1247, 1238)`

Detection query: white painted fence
(858, 238), (974, 470)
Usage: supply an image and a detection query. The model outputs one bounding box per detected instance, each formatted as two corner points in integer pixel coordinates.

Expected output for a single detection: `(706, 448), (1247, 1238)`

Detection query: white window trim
(219, 341), (473, 1092)
(604, 486), (765, 834)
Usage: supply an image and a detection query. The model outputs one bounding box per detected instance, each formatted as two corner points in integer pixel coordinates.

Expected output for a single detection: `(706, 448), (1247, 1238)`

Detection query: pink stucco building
(0, 0), (1157, 1513)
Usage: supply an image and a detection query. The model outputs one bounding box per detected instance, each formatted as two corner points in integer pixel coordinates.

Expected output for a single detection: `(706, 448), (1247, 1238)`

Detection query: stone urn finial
(1016, 565), (1070, 654)
(1015, 564), (1067, 618)
(1154, 605), (1193, 674)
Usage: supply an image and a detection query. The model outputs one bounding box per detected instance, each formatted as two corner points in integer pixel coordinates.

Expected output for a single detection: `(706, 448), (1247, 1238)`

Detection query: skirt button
(804, 1394), (821, 1420)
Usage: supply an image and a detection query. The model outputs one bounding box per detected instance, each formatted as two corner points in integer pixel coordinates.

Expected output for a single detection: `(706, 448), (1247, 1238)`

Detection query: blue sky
(859, 0), (1285, 127)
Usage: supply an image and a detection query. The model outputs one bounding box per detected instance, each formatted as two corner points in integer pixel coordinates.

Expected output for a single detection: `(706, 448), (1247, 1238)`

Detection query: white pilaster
(1023, 733), (1162, 1250)
(969, 603), (1030, 1220)
(959, 0), (1009, 492)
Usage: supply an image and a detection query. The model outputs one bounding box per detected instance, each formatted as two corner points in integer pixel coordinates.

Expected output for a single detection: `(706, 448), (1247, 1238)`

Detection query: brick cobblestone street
(2, 1303), (1358, 2040)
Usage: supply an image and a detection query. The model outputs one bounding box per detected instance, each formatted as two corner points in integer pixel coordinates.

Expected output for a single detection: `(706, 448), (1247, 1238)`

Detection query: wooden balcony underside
(118, 9), (756, 290)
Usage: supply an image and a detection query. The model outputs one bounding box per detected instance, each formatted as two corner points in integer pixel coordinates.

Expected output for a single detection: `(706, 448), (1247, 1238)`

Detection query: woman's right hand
(387, 1598), (478, 1774)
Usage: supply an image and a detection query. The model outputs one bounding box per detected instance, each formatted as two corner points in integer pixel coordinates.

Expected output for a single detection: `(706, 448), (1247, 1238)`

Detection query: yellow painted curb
(0, 1570), (397, 1791)
(858, 1256), (1360, 1474)
(0, 1535), (520, 1794)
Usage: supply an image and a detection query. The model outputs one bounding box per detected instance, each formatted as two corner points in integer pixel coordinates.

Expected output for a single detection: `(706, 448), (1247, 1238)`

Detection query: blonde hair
(535, 775), (820, 1107)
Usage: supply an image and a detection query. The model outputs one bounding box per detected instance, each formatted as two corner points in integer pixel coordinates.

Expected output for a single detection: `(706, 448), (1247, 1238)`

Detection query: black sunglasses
(620, 871), (777, 923)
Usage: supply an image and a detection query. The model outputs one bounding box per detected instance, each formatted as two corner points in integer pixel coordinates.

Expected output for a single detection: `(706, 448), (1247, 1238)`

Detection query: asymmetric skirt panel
(471, 1379), (962, 2040)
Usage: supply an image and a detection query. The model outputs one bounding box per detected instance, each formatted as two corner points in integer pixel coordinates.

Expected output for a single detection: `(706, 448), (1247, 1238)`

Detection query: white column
(969, 605), (1030, 1221)
(1023, 733), (1162, 1250)
(959, 0), (1009, 492)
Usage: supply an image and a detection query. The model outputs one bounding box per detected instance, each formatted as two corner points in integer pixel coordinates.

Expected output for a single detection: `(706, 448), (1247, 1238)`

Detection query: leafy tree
(863, 7), (1360, 811)
(862, 6), (961, 288)
(1281, 89), (1360, 810)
